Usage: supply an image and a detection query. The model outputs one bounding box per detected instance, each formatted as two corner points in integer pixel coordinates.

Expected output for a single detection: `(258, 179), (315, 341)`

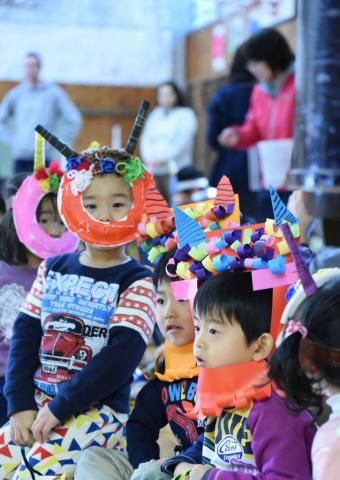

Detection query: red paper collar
(187, 360), (272, 420)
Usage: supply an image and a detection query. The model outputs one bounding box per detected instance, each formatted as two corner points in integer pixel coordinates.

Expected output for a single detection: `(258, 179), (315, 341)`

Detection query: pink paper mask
(12, 133), (78, 259)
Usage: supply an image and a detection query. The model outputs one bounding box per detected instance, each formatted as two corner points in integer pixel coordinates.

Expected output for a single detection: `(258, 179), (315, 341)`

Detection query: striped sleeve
(20, 261), (47, 319)
(110, 277), (156, 344)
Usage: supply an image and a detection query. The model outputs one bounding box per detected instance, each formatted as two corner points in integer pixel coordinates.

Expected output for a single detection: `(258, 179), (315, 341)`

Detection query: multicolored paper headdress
(138, 175), (241, 263)
(36, 101), (154, 247)
(12, 132), (78, 259)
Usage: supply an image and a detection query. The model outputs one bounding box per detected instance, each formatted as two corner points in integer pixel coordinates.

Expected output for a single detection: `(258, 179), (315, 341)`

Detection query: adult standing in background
(140, 81), (198, 202)
(0, 52), (82, 173)
(218, 29), (295, 219)
(207, 45), (255, 218)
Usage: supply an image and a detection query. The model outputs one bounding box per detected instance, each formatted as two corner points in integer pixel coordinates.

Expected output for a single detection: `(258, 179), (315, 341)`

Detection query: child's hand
(188, 465), (212, 479)
(10, 410), (37, 446)
(32, 405), (60, 444)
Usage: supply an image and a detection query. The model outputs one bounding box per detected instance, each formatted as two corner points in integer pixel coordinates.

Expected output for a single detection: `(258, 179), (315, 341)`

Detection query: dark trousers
(14, 158), (34, 174)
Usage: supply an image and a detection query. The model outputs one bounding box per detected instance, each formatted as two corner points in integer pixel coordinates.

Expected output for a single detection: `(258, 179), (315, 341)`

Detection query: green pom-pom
(116, 156), (145, 185)
(48, 174), (61, 192)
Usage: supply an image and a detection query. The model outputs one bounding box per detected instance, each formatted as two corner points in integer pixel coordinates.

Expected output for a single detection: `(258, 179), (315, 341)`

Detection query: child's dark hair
(2, 172), (29, 201)
(194, 271), (272, 345)
(0, 209), (28, 265)
(153, 250), (179, 289)
(81, 147), (129, 166)
(242, 28), (294, 75)
(0, 173), (31, 265)
(268, 278), (340, 412)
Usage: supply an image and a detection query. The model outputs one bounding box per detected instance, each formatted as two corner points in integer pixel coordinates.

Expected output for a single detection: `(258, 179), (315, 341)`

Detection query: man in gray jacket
(0, 52), (82, 173)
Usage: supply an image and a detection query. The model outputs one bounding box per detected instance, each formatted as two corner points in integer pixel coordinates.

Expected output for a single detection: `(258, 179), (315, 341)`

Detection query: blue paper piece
(252, 258), (268, 269)
(268, 254), (286, 274)
(213, 255), (234, 272)
(173, 204), (207, 248)
(269, 184), (297, 225)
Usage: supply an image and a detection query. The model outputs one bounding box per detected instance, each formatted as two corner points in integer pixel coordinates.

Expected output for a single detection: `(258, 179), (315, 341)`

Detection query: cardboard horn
(145, 185), (171, 220)
(269, 184), (297, 226)
(35, 124), (78, 159)
(173, 204), (207, 249)
(125, 100), (150, 154)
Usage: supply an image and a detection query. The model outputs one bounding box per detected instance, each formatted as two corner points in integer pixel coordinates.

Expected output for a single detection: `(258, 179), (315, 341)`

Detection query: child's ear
(251, 333), (274, 362)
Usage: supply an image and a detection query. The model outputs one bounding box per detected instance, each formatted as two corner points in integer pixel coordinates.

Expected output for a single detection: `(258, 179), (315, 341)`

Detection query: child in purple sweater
(162, 272), (315, 479)
(269, 270), (340, 480)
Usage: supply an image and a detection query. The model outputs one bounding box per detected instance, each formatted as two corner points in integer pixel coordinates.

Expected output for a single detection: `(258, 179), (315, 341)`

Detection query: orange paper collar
(187, 360), (272, 420)
(154, 341), (198, 382)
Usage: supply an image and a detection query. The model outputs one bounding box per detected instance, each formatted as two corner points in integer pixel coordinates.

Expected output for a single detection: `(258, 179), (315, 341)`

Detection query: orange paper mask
(58, 170), (153, 246)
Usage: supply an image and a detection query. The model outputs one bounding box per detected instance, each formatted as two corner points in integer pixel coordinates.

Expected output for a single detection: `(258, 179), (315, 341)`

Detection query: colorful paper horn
(214, 175), (235, 209)
(269, 184), (297, 226)
(145, 185), (171, 220)
(280, 222), (318, 296)
(35, 124), (78, 159)
(173, 204), (207, 249)
(125, 100), (150, 155)
(33, 131), (45, 173)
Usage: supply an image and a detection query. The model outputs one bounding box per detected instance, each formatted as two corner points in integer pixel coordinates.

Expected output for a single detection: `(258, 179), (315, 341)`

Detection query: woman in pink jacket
(219, 28), (295, 219)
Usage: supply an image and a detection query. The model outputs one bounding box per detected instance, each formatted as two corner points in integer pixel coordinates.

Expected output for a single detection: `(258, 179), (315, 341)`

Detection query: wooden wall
(63, 84), (156, 153)
(186, 19), (296, 82)
(0, 82), (156, 169)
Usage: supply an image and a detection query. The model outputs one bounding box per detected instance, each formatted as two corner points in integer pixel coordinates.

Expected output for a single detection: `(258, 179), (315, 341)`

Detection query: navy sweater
(207, 82), (253, 190)
(127, 363), (205, 468)
(4, 253), (156, 421)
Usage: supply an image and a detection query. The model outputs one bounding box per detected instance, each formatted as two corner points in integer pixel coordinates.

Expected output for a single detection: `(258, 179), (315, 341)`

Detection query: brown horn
(35, 124), (78, 158)
(125, 100), (150, 155)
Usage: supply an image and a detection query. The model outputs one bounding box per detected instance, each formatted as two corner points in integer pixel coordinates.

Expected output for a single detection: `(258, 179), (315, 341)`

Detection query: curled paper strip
(67, 167), (94, 196)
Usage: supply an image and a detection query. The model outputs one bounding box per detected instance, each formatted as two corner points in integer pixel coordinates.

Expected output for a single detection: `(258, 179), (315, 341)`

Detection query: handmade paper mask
(36, 100), (153, 247)
(12, 133), (78, 259)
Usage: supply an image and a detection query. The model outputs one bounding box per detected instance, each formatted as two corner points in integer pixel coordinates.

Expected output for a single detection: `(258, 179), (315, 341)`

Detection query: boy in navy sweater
(0, 120), (156, 478)
(75, 250), (204, 480)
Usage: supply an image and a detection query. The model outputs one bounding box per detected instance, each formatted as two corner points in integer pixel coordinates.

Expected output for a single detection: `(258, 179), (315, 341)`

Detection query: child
(172, 166), (214, 206)
(162, 271), (315, 479)
(0, 114), (157, 478)
(128, 250), (203, 479)
(75, 250), (204, 480)
(268, 270), (340, 480)
(0, 153), (74, 427)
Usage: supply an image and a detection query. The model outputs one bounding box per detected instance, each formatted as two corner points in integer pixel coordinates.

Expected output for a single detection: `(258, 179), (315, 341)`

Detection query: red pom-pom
(35, 168), (48, 180)
(48, 160), (63, 176)
(76, 160), (90, 171)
